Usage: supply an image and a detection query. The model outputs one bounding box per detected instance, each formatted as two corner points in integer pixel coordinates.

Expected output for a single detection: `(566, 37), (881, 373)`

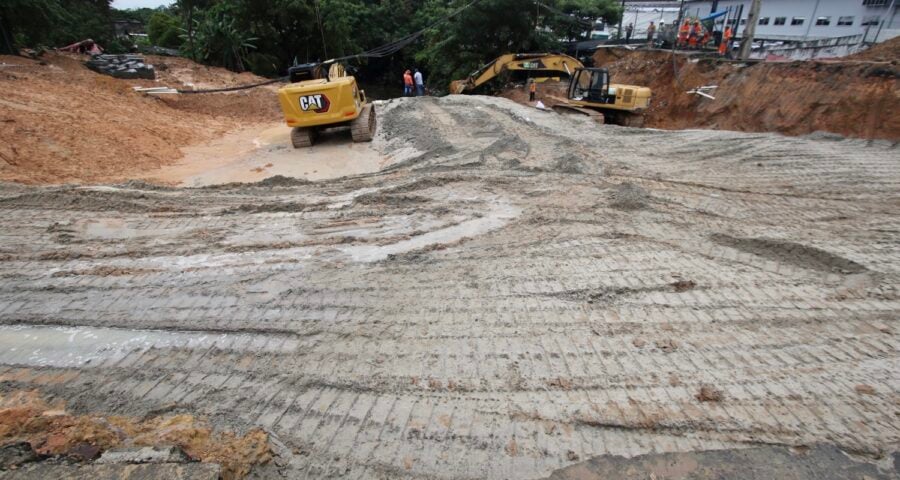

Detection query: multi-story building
(683, 0), (898, 42)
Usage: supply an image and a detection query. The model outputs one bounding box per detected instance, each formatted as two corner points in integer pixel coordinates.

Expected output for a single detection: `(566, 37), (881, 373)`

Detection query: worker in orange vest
(689, 21), (702, 49)
(529, 79), (537, 102)
(677, 20), (691, 48)
(719, 26), (733, 56)
(403, 70), (413, 96)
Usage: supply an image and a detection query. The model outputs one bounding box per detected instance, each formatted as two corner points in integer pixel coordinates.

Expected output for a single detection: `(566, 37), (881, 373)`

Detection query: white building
(684, 0), (899, 42)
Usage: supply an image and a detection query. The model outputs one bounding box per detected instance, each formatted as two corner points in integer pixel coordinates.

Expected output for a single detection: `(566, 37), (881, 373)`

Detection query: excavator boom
(450, 53), (584, 94)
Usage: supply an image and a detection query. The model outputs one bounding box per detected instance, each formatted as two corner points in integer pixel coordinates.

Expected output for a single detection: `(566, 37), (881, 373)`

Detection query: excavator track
(350, 104), (376, 143)
(551, 104), (605, 124)
(291, 127), (316, 148)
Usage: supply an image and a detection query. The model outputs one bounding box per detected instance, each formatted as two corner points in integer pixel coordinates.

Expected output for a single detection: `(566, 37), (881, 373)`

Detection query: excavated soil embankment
(0, 53), (281, 185)
(596, 40), (899, 139)
(506, 38), (899, 140)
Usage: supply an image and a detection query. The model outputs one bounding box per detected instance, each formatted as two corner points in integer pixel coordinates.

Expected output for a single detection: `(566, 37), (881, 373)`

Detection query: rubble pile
(85, 54), (156, 79)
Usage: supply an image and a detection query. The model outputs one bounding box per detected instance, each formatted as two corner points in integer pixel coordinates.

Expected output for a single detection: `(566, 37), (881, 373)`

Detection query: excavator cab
(557, 66), (652, 127)
(568, 68), (613, 104)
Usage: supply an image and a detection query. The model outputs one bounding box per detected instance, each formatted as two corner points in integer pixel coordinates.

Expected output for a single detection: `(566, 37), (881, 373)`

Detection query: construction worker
(678, 20), (690, 48)
(719, 25), (733, 56)
(403, 69), (413, 96)
(625, 23), (633, 43)
(529, 79), (537, 102)
(647, 21), (656, 47)
(689, 20), (702, 49)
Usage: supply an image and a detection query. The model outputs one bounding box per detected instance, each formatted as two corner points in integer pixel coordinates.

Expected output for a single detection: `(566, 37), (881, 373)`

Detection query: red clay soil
(846, 36), (900, 62)
(0, 52), (281, 184)
(503, 43), (898, 140)
(0, 389), (272, 479)
(589, 46), (899, 139)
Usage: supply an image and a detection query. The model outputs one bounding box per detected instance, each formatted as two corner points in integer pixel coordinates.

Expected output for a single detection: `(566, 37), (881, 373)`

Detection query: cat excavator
(451, 53), (651, 127)
(277, 61), (375, 148)
(449, 53), (583, 94)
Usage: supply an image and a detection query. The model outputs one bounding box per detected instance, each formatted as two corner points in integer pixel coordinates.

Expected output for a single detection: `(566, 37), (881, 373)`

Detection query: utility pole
(676, 0), (686, 31)
(617, 0), (625, 40)
(874, 0), (897, 43)
(738, 0), (761, 60)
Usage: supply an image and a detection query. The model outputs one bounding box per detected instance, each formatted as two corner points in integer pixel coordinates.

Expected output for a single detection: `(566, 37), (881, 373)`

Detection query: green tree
(413, 0), (621, 93)
(182, 3), (258, 72)
(147, 11), (182, 48)
(0, 0), (115, 52)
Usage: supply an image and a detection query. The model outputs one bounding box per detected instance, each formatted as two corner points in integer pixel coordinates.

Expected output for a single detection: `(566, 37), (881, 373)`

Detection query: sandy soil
(596, 47), (900, 139)
(0, 53), (281, 185)
(0, 95), (897, 478)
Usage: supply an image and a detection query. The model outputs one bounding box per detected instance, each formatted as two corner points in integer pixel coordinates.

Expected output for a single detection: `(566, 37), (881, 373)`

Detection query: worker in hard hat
(678, 20), (690, 48)
(719, 25), (733, 56)
(689, 20), (702, 49)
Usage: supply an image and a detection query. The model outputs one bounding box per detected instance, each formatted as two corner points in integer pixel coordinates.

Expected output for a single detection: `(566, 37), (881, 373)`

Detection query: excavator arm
(450, 53), (584, 94)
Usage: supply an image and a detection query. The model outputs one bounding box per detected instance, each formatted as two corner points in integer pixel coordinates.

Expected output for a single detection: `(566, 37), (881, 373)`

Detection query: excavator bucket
(448, 80), (468, 95)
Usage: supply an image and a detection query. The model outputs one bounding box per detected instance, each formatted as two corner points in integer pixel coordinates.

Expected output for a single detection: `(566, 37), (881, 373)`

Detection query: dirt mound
(498, 81), (569, 108)
(0, 52), (281, 185)
(0, 389), (271, 479)
(710, 234), (868, 274)
(589, 48), (900, 140)
(848, 36), (900, 62)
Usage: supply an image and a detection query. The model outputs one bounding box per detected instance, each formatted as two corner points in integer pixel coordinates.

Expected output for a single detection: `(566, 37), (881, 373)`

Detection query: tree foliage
(3, 0), (622, 91)
(147, 12), (182, 49)
(1, 0), (115, 51)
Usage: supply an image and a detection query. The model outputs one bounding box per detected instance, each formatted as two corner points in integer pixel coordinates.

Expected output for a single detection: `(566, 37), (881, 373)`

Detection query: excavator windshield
(569, 68), (610, 103)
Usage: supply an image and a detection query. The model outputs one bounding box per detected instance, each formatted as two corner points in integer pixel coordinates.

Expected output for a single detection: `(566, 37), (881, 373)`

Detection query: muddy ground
(0, 95), (898, 478)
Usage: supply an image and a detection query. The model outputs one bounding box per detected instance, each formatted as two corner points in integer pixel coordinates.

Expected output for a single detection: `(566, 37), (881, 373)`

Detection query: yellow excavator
(451, 53), (651, 127)
(277, 61), (376, 148)
(449, 53), (583, 94)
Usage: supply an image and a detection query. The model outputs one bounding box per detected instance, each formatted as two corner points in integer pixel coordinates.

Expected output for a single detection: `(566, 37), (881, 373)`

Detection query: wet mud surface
(0, 96), (898, 478)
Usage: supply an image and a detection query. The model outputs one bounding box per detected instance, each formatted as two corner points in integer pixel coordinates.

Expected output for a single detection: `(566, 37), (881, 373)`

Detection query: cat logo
(299, 94), (330, 113)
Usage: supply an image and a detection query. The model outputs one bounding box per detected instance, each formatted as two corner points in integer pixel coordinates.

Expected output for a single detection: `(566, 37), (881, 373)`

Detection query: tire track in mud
(0, 96), (898, 478)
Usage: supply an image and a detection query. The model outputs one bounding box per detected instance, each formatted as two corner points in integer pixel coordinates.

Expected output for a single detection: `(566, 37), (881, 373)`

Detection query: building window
(774, 17), (787, 26)
(816, 16), (831, 26)
(861, 16), (880, 26)
(863, 0), (887, 6)
(759, 17), (770, 25)
(791, 17), (805, 26)
(838, 16), (854, 26)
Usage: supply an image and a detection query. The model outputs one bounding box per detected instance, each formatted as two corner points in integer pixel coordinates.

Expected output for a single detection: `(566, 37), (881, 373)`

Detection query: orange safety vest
(678, 22), (690, 41)
(529, 82), (536, 93)
(403, 73), (413, 86)
(723, 27), (733, 40)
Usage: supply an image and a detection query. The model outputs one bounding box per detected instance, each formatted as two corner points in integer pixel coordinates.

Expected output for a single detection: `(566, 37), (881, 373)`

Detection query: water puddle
(139, 123), (400, 187)
(0, 325), (294, 368)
